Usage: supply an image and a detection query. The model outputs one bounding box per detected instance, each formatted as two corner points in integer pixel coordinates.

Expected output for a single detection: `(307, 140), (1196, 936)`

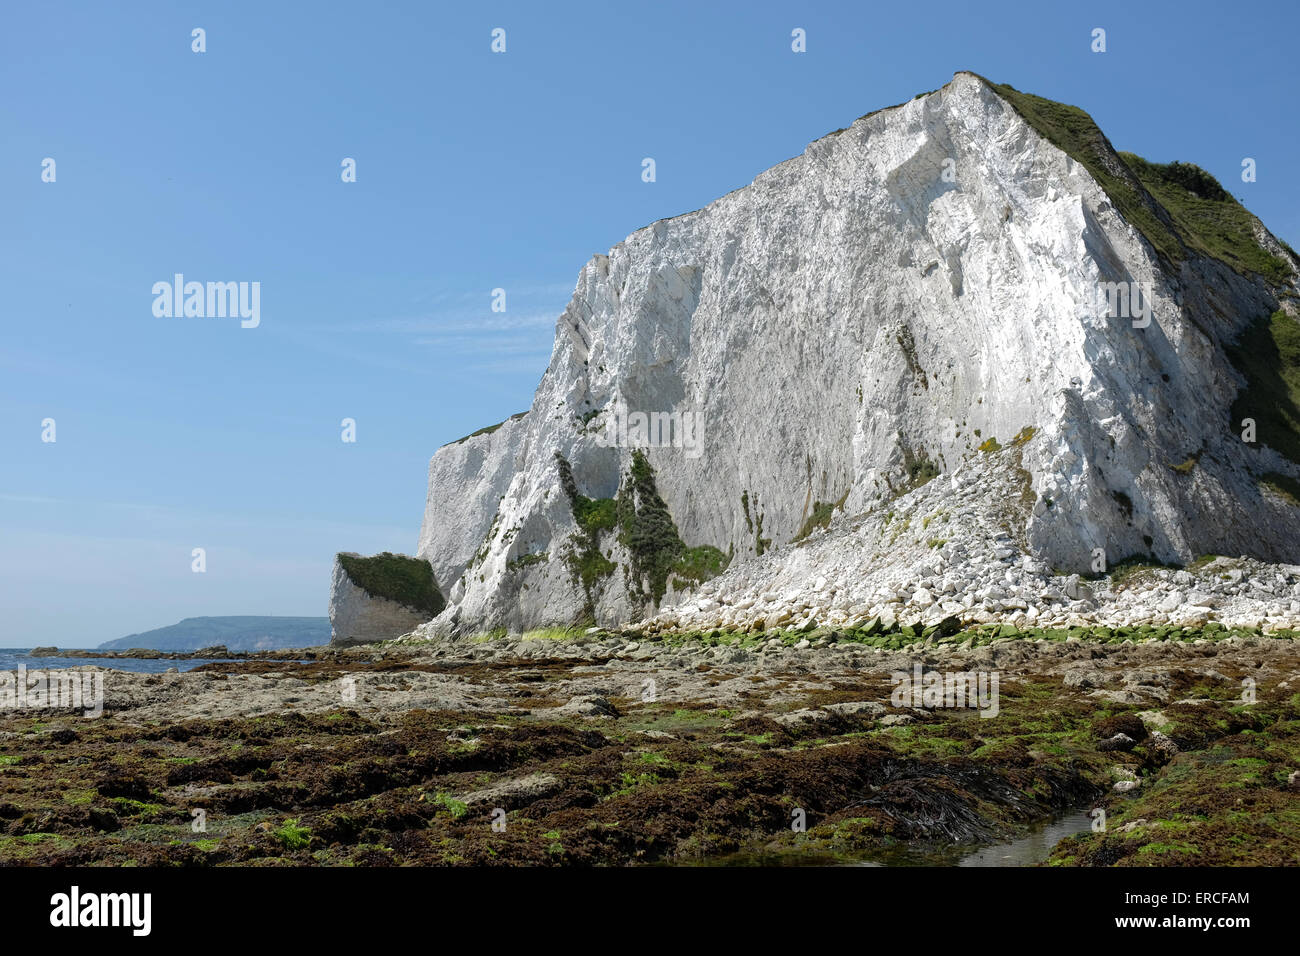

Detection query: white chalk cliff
(408, 71), (1300, 639)
(329, 554), (440, 645)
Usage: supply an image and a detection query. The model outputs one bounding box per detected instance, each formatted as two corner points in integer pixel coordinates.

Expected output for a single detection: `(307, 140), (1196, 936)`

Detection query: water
(0, 649), (230, 674)
(955, 810), (1094, 867)
(851, 808), (1095, 867)
(694, 808), (1095, 867)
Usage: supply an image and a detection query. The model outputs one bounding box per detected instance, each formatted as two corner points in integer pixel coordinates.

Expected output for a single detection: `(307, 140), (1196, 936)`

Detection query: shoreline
(0, 626), (1296, 865)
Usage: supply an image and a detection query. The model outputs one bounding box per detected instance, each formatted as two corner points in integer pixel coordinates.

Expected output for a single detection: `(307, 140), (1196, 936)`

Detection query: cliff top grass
(447, 411), (527, 447)
(339, 552), (444, 615)
(1122, 153), (1293, 282)
(983, 78), (1293, 283)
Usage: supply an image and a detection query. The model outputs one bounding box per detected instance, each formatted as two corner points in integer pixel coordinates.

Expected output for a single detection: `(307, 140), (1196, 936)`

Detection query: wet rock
(1098, 732), (1136, 752)
(1063, 665), (1106, 689)
(1091, 688), (1161, 706)
(1145, 731), (1180, 763)
(555, 695), (618, 718)
(459, 773), (561, 810)
(825, 701), (886, 717)
(88, 808), (121, 832)
(1136, 709), (1171, 731)
(774, 708), (831, 728)
(879, 713), (917, 727)
(1095, 714), (1148, 742)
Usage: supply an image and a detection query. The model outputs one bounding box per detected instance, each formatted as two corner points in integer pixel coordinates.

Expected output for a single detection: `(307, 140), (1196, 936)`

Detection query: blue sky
(2, 0), (1296, 646)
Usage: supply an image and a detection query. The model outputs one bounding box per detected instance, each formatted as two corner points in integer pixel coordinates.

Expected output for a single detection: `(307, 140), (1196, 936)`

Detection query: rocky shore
(632, 448), (1300, 640)
(1, 624), (1296, 865)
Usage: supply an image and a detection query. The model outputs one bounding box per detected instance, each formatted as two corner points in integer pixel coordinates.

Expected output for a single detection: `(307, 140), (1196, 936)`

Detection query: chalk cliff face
(329, 555), (437, 646)
(417, 412), (529, 598)
(410, 71), (1300, 638)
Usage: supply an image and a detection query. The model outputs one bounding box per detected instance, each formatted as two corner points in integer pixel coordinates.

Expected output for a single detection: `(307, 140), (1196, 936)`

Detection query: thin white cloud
(365, 310), (557, 334)
(412, 334), (552, 356)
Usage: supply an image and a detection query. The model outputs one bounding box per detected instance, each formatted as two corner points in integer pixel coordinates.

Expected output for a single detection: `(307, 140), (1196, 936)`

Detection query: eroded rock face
(417, 412), (530, 596)
(411, 71), (1300, 638)
(329, 554), (435, 646)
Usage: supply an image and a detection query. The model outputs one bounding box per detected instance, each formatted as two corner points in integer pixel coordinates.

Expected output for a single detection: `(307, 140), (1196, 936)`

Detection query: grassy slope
(983, 78), (1293, 283)
(1122, 153), (1293, 282)
(983, 77), (1300, 477)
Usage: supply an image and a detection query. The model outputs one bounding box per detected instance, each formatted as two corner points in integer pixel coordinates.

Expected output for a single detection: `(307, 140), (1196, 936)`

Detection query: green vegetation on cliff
(616, 451), (729, 605)
(1122, 153), (1293, 282)
(556, 450), (729, 614)
(555, 453), (618, 618)
(985, 78), (1293, 281)
(616, 451), (687, 605)
(1229, 310), (1300, 468)
(446, 411), (527, 447)
(338, 553), (444, 615)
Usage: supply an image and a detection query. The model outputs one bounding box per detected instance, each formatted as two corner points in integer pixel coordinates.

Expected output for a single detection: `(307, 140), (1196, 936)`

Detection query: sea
(0, 649), (230, 674)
